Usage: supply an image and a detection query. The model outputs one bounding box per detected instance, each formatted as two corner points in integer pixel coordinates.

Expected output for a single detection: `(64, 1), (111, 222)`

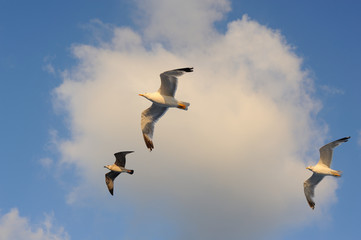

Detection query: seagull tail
(177, 101), (190, 110)
(331, 170), (342, 177)
(127, 170), (134, 175)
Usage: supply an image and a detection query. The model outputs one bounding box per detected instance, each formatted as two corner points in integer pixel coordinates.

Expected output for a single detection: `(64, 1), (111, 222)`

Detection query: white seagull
(139, 67), (193, 151)
(104, 151), (134, 195)
(304, 136), (350, 209)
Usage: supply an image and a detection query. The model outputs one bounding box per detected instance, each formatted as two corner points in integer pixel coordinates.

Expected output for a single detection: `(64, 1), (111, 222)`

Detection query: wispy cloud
(52, 0), (332, 239)
(39, 157), (54, 168)
(320, 85), (345, 95)
(0, 208), (69, 240)
(43, 56), (56, 75)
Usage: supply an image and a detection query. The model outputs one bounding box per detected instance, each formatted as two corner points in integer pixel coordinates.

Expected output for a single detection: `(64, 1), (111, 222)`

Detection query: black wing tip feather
(174, 67), (194, 72)
(114, 151), (134, 156)
(143, 133), (154, 151)
(339, 136), (351, 142)
(308, 200), (315, 210)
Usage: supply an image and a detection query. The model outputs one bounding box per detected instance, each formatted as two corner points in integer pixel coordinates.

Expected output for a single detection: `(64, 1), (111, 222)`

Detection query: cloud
(43, 56), (56, 75)
(0, 208), (69, 240)
(53, 0), (334, 239)
(39, 157), (54, 168)
(136, 0), (230, 49)
(320, 85), (345, 95)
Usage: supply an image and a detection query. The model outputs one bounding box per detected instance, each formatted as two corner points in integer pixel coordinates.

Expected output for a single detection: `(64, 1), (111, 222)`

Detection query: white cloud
(53, 1), (334, 239)
(136, 0), (230, 50)
(0, 209), (69, 240)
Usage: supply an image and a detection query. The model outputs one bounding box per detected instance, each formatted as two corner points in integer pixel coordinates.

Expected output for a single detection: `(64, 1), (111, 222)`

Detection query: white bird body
(139, 67), (193, 151)
(307, 164), (340, 176)
(140, 92), (181, 108)
(104, 164), (129, 173)
(303, 136), (350, 209)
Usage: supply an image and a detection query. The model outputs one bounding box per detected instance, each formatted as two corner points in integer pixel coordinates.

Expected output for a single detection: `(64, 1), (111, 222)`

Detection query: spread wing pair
(105, 151), (134, 195)
(303, 137), (350, 209)
(140, 67), (193, 151)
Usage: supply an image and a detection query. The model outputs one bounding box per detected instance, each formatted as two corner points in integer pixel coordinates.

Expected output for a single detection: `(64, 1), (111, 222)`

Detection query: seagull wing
(105, 171), (121, 195)
(159, 67), (193, 96)
(141, 103), (168, 151)
(318, 136), (350, 167)
(114, 151), (134, 167)
(303, 173), (325, 209)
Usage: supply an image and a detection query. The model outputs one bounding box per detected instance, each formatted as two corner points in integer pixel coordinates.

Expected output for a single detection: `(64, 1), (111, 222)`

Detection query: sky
(1, 0), (361, 239)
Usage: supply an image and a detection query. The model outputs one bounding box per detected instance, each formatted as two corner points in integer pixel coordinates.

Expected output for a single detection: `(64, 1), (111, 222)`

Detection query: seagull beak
(139, 94), (143, 96)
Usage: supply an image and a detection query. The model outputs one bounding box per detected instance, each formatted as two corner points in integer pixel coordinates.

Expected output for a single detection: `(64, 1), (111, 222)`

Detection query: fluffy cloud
(53, 0), (335, 239)
(0, 209), (69, 240)
(136, 0), (230, 49)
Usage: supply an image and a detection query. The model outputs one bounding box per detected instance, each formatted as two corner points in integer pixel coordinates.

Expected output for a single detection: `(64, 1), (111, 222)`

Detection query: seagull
(104, 151), (134, 195)
(304, 136), (350, 209)
(139, 67), (193, 151)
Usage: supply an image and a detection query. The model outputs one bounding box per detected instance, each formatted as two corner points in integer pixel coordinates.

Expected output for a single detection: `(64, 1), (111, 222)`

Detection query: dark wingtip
(307, 200), (315, 210)
(114, 151), (134, 155)
(340, 136), (351, 142)
(128, 170), (134, 175)
(147, 141), (154, 151)
(143, 133), (154, 151)
(175, 67), (193, 72)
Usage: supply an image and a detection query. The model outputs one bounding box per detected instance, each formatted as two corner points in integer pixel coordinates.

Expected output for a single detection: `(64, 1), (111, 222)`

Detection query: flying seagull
(139, 67), (193, 151)
(104, 151), (134, 195)
(304, 136), (350, 209)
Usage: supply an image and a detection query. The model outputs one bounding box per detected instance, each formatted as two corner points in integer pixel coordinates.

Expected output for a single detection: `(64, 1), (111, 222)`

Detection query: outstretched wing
(318, 136), (350, 167)
(114, 151), (134, 167)
(159, 67), (193, 96)
(105, 171), (121, 195)
(141, 104), (168, 151)
(303, 173), (324, 209)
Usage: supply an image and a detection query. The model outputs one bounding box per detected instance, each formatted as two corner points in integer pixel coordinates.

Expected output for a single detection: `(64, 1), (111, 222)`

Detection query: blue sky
(1, 0), (360, 239)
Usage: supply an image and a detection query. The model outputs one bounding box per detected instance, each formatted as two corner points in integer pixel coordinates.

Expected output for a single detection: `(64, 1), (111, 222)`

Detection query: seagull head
(306, 166), (313, 171)
(139, 93), (150, 97)
(139, 93), (152, 100)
